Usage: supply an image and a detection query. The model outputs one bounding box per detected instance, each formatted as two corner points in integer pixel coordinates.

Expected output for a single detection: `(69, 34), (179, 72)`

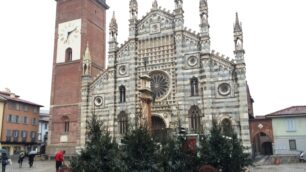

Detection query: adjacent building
(38, 110), (49, 154)
(266, 106), (306, 155)
(0, 89), (42, 155)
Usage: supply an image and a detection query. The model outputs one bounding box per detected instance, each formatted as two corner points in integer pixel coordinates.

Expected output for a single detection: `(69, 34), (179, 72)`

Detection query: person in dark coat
(1, 152), (8, 172)
(28, 153), (35, 168)
(18, 151), (25, 168)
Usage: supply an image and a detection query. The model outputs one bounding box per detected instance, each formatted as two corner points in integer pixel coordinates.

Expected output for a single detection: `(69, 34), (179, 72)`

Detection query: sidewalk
(250, 163), (306, 172)
(5, 159), (54, 172)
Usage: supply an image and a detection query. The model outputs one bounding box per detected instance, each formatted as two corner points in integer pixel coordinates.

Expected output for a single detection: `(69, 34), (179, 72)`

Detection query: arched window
(119, 85), (126, 103)
(62, 116), (70, 133)
(190, 77), (199, 96)
(118, 111), (128, 134)
(65, 48), (73, 62)
(221, 118), (232, 135)
(188, 105), (202, 132)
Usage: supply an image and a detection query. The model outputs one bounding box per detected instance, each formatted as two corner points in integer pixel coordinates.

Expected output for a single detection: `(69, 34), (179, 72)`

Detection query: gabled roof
(266, 106), (306, 118)
(0, 95), (6, 102)
(0, 91), (43, 107)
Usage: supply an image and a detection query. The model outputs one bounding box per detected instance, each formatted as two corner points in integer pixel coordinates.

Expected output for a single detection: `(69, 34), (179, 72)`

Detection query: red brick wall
(49, 0), (107, 150)
(249, 118), (273, 142)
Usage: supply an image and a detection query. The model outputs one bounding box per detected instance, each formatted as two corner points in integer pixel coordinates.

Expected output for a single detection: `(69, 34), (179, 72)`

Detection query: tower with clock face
(48, 0), (109, 155)
(56, 19), (81, 63)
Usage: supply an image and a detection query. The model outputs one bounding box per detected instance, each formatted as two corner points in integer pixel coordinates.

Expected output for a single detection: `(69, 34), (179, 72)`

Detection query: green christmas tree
(199, 120), (252, 172)
(70, 114), (121, 172)
(157, 134), (198, 172)
(121, 127), (159, 171)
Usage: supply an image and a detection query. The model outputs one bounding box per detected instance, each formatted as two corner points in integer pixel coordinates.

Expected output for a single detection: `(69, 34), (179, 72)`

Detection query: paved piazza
(3, 159), (306, 172)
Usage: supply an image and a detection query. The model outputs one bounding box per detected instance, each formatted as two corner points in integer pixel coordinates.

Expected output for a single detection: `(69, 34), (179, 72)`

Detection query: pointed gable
(137, 9), (174, 36)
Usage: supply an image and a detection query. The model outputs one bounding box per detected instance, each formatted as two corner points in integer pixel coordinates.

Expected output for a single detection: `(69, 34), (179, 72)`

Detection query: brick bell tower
(48, 0), (109, 155)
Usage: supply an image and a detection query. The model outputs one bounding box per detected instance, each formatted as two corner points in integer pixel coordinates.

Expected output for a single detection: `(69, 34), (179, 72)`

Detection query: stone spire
(129, 0), (138, 38)
(82, 42), (91, 76)
(233, 12), (244, 63)
(129, 0), (138, 19)
(108, 12), (118, 67)
(174, 0), (184, 30)
(109, 12), (118, 42)
(199, 0), (210, 53)
(152, 0), (158, 10)
(234, 12), (242, 32)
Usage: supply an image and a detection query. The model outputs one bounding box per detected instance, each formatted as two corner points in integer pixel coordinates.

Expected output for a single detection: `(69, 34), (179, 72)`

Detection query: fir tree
(121, 127), (158, 172)
(198, 120), (252, 172)
(70, 114), (121, 172)
(158, 134), (198, 172)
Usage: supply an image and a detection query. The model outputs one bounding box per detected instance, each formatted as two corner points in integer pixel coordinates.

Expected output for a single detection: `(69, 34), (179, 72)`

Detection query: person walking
(55, 150), (65, 172)
(299, 151), (304, 162)
(18, 151), (25, 168)
(28, 151), (36, 168)
(1, 152), (8, 172)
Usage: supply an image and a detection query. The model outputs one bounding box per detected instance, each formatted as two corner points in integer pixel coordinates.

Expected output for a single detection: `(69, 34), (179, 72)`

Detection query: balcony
(6, 137), (11, 142)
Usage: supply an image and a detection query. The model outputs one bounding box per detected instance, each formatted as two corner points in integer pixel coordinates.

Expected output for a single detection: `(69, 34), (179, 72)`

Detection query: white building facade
(79, 0), (253, 149)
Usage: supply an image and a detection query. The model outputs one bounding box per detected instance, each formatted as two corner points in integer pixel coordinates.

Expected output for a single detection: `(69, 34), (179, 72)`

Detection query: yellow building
(0, 96), (6, 148)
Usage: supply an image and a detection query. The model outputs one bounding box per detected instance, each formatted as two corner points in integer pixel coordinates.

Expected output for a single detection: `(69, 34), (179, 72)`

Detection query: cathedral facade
(81, 0), (253, 148)
(49, 0), (253, 155)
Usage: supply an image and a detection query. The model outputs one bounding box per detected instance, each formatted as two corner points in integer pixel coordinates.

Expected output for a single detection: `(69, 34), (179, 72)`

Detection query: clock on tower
(56, 19), (82, 63)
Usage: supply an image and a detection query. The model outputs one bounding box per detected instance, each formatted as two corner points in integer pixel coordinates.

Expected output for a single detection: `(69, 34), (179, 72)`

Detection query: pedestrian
(18, 151), (25, 168)
(299, 151), (304, 162)
(1, 152), (8, 172)
(28, 152), (36, 168)
(55, 150), (65, 172)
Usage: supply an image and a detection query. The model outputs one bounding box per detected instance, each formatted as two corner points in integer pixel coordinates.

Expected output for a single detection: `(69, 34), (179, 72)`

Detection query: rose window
(218, 83), (231, 96)
(150, 71), (170, 100)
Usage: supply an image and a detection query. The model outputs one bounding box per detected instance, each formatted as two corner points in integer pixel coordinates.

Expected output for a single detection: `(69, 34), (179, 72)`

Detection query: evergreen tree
(70, 114), (121, 172)
(158, 134), (198, 172)
(121, 127), (158, 172)
(198, 120), (252, 172)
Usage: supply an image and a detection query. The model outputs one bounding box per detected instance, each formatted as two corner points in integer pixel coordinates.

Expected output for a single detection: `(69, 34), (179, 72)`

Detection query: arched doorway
(262, 142), (273, 155)
(253, 132), (273, 156)
(151, 116), (166, 141)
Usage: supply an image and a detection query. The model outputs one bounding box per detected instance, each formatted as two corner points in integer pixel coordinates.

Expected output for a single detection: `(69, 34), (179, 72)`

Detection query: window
(119, 85), (126, 103)
(190, 77), (199, 96)
(188, 105), (202, 132)
(33, 107), (39, 114)
(287, 119), (296, 131)
(118, 111), (128, 134)
(21, 130), (27, 138)
(16, 115), (19, 123)
(64, 121), (70, 133)
(44, 123), (48, 130)
(221, 119), (232, 135)
(23, 105), (28, 112)
(21, 131), (27, 142)
(16, 103), (20, 111)
(30, 131), (36, 142)
(289, 140), (296, 150)
(32, 118), (37, 125)
(63, 116), (70, 133)
(13, 130), (19, 142)
(6, 130), (11, 142)
(24, 116), (28, 124)
(65, 48), (73, 62)
(7, 114), (12, 122)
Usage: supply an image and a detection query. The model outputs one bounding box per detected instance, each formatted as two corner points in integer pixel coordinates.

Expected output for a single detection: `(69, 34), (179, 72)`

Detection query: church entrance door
(151, 116), (167, 141)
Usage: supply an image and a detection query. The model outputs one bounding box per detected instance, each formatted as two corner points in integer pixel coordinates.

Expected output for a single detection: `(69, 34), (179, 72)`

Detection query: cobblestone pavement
(250, 163), (306, 172)
(5, 159), (54, 172)
(3, 159), (306, 172)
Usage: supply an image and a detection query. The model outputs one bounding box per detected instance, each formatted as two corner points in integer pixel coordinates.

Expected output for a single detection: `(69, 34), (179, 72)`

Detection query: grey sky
(0, 0), (305, 116)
